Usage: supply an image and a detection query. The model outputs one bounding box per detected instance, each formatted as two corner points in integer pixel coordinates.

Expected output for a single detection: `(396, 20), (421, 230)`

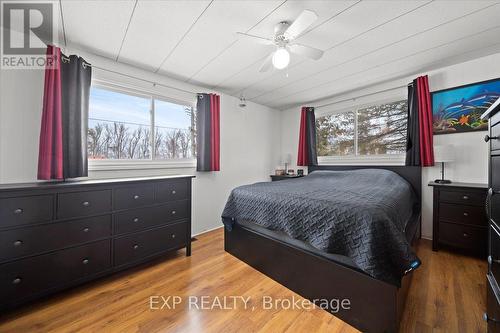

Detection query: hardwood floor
(0, 228), (487, 333)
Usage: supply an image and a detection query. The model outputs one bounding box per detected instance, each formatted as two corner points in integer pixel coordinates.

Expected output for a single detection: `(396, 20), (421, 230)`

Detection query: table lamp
(282, 153), (292, 175)
(434, 145), (454, 184)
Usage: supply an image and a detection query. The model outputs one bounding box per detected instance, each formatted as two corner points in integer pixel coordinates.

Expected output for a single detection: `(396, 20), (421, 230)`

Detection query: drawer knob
(133, 195), (140, 200)
(484, 312), (500, 323)
(463, 232), (469, 238)
(133, 217), (140, 223)
(12, 277), (22, 285)
(14, 208), (23, 214)
(82, 201), (90, 207)
(462, 195), (469, 200)
(83, 227), (90, 233)
(463, 212), (469, 217)
(171, 234), (176, 239)
(172, 190), (176, 195)
(82, 258), (89, 265)
(13, 240), (23, 247)
(485, 135), (499, 142)
(133, 244), (139, 250)
(171, 210), (176, 215)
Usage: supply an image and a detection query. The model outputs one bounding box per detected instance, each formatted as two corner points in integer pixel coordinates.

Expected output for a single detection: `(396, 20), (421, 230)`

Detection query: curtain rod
(314, 83), (410, 109)
(91, 66), (199, 95)
(60, 54), (199, 96)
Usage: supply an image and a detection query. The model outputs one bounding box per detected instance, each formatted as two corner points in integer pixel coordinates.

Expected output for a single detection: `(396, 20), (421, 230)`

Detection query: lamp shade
(434, 145), (454, 162)
(281, 153), (292, 165)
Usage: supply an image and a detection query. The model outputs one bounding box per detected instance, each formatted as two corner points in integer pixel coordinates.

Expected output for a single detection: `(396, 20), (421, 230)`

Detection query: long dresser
(482, 100), (500, 332)
(0, 175), (193, 310)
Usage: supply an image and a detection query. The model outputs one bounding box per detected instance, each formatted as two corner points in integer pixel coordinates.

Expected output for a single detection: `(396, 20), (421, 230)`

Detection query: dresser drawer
(114, 222), (187, 267)
(487, 274), (500, 333)
(439, 189), (486, 206)
(492, 111), (500, 127)
(491, 225), (500, 284)
(57, 190), (111, 219)
(114, 200), (189, 235)
(113, 184), (154, 210)
(492, 193), (500, 231)
(0, 195), (53, 228)
(493, 157), (500, 192)
(0, 240), (111, 304)
(491, 123), (500, 152)
(439, 221), (486, 251)
(439, 203), (486, 227)
(0, 215), (111, 263)
(156, 180), (188, 203)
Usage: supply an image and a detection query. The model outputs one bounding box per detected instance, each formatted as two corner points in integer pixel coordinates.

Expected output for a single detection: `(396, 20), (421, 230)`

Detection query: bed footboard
(225, 223), (413, 333)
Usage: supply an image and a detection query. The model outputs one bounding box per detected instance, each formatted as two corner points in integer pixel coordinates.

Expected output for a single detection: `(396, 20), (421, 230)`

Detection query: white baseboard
(192, 225), (223, 237)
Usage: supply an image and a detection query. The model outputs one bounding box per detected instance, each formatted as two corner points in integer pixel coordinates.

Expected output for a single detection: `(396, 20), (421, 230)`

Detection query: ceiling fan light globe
(272, 48), (290, 70)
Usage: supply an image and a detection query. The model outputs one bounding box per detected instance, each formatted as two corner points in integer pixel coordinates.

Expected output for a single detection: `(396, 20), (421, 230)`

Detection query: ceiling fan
(237, 9), (324, 72)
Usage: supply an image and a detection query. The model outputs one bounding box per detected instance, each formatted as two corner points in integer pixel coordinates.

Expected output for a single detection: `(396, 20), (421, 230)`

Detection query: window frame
(316, 97), (407, 166)
(88, 80), (197, 171)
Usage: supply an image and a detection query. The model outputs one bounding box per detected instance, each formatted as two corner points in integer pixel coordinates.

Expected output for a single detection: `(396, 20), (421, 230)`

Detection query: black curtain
(306, 107), (318, 166)
(61, 54), (92, 178)
(196, 93), (211, 171)
(405, 81), (420, 166)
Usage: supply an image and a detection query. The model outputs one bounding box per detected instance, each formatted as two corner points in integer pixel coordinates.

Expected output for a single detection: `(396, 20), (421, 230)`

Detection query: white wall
(280, 52), (500, 239)
(0, 49), (281, 236)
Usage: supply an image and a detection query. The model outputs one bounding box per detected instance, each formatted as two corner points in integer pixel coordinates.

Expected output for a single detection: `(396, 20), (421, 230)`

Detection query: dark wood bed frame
(224, 165), (422, 333)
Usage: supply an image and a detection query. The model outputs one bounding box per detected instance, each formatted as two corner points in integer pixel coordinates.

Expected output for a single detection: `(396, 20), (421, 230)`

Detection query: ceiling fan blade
(289, 43), (324, 60)
(284, 10), (318, 40)
(236, 32), (274, 45)
(259, 53), (274, 72)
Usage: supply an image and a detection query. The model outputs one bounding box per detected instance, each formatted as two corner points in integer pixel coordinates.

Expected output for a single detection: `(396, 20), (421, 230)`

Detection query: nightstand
(270, 175), (304, 181)
(429, 181), (488, 255)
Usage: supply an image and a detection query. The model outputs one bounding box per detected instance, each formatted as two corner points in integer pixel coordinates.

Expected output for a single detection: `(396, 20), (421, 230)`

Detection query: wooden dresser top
(0, 175), (195, 192)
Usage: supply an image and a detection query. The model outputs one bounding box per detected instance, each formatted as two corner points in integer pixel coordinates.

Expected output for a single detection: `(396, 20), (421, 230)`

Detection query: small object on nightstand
(287, 169), (295, 175)
(275, 169), (285, 176)
(433, 145), (454, 184)
(429, 181), (488, 255)
(297, 169), (304, 176)
(270, 174), (304, 182)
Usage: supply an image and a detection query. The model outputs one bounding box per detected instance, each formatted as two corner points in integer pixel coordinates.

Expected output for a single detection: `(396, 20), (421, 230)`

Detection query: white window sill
(318, 155), (405, 166)
(88, 159), (196, 171)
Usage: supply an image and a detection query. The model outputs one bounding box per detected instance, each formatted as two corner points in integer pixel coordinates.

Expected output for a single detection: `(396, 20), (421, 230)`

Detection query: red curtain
(210, 94), (220, 171)
(297, 107), (308, 166)
(416, 76), (434, 167)
(37, 45), (63, 180)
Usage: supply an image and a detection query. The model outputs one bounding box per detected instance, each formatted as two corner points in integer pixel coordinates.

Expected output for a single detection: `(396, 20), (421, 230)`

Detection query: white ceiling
(53, 1), (500, 109)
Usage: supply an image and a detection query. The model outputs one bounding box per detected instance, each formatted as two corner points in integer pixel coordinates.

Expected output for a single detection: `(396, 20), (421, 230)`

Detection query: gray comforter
(222, 169), (421, 286)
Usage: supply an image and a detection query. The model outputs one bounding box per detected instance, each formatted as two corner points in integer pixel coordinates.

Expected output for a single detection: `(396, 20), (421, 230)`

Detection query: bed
(222, 165), (421, 333)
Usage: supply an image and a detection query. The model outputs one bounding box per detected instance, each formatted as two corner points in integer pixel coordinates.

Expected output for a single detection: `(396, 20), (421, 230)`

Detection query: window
(88, 85), (195, 161)
(316, 100), (407, 157)
(316, 112), (355, 156)
(154, 99), (196, 160)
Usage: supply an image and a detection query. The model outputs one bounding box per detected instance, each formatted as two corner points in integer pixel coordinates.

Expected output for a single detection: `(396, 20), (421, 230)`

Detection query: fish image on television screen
(432, 78), (500, 134)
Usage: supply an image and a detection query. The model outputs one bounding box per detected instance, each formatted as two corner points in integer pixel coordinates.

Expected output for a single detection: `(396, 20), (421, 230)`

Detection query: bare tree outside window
(154, 100), (195, 159)
(316, 112), (355, 156)
(88, 120), (151, 159)
(316, 100), (407, 157)
(357, 100), (407, 155)
(87, 86), (195, 160)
